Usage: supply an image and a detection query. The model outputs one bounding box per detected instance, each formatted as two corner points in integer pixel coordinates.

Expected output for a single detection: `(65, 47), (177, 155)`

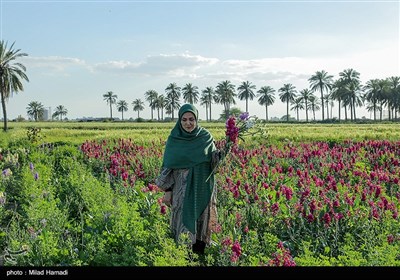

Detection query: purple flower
(239, 112), (250, 121)
(2, 168), (12, 177)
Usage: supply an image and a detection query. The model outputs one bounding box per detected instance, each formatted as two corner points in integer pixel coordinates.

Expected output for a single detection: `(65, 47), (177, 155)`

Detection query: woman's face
(181, 112), (197, 133)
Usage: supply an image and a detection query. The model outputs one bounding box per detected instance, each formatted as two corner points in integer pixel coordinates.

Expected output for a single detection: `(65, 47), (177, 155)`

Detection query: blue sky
(1, 0), (399, 120)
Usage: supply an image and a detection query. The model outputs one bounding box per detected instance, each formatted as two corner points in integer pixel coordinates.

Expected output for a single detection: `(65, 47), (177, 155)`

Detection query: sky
(1, 0), (399, 121)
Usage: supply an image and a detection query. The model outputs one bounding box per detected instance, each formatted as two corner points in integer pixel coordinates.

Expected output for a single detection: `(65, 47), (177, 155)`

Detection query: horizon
(1, 0), (399, 121)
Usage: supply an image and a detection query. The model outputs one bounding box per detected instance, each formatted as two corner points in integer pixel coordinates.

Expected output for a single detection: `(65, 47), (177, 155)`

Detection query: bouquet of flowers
(206, 112), (261, 182)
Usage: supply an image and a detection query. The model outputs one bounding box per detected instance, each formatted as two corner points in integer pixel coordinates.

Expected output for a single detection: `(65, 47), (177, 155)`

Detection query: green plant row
(1, 123), (400, 266)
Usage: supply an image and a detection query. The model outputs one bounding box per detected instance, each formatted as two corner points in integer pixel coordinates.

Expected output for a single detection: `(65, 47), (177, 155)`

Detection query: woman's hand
(162, 191), (172, 207)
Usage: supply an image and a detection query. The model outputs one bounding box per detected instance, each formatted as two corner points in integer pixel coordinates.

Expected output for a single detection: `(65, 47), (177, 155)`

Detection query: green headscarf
(162, 104), (216, 234)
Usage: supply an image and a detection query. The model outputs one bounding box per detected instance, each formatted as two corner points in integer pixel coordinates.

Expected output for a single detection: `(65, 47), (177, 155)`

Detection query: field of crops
(2, 121), (400, 145)
(1, 121), (400, 267)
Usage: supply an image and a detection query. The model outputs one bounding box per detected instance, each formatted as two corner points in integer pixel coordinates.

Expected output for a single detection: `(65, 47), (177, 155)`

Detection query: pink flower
(206, 113), (260, 182)
(323, 212), (331, 226)
(226, 116), (239, 144)
(231, 240), (242, 261)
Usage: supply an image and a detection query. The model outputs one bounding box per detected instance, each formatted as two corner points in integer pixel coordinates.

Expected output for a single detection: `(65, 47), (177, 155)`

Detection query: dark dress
(156, 150), (220, 246)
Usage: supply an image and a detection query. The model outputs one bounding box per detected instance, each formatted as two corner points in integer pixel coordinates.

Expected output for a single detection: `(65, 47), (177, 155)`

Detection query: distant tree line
(103, 71), (400, 123)
(1, 40), (400, 132)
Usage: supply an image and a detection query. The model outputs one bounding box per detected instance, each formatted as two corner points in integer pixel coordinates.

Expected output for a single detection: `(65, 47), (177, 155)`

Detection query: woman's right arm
(211, 149), (224, 171)
(156, 167), (174, 206)
(155, 167), (174, 192)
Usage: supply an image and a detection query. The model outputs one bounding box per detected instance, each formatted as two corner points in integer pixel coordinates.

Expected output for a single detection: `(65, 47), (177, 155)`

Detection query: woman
(156, 104), (220, 254)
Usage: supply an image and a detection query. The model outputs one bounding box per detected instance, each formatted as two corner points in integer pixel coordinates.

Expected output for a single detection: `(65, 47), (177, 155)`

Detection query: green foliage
(26, 127), (44, 144)
(295, 239), (400, 266)
(2, 124), (400, 266)
(0, 142), (192, 266)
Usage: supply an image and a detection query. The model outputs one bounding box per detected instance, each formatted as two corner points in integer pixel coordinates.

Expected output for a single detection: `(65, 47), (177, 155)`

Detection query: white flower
(245, 120), (255, 129)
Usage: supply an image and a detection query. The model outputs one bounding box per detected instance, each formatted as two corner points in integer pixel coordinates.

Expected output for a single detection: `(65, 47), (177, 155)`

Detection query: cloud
(21, 43), (398, 91)
(92, 53), (219, 77)
(21, 56), (86, 73)
(92, 60), (141, 73)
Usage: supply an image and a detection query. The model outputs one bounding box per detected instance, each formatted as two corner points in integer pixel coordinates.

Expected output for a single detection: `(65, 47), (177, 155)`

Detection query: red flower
(206, 113), (260, 182)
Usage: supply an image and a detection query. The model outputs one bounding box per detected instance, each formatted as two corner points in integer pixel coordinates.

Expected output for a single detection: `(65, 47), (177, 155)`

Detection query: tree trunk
(1, 92), (8, 132)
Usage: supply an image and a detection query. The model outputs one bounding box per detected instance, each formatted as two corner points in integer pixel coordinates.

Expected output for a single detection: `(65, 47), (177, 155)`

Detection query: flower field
(1, 122), (400, 266)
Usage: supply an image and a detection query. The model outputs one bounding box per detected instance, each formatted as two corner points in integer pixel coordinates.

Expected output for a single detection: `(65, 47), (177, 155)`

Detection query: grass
(1, 121), (400, 147)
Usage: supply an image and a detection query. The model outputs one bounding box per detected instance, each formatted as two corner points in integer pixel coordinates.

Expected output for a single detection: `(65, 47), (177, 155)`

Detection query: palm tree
(308, 95), (321, 121)
(165, 82), (181, 120)
(363, 79), (380, 121)
(200, 93), (209, 121)
(182, 83), (199, 104)
(365, 101), (378, 120)
(339, 68), (362, 121)
(257, 85), (275, 121)
(53, 105), (68, 121)
(386, 76), (400, 120)
(330, 79), (348, 121)
(290, 96), (304, 121)
(154, 94), (165, 121)
(116, 100), (128, 121)
(323, 93), (331, 119)
(103, 91), (117, 121)
(144, 89), (158, 120)
(215, 80), (236, 120)
(329, 99), (335, 119)
(132, 98), (145, 119)
(375, 79), (390, 121)
(308, 70), (333, 121)
(298, 89), (313, 122)
(278, 83), (297, 122)
(237, 81), (256, 113)
(26, 101), (44, 121)
(201, 86), (215, 121)
(0, 40), (29, 131)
